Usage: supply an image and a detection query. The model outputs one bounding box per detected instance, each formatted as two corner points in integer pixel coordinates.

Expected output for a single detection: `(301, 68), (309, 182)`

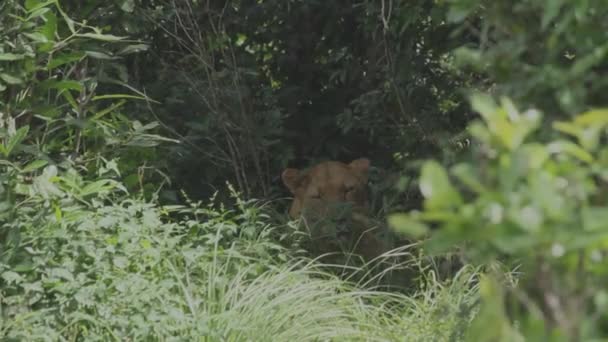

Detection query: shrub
(392, 94), (608, 340)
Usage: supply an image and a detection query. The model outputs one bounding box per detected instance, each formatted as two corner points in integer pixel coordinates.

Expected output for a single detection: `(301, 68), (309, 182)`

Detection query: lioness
(282, 158), (386, 260)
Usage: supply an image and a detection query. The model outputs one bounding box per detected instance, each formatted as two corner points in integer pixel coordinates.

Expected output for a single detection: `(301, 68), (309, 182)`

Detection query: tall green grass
(1, 173), (479, 340)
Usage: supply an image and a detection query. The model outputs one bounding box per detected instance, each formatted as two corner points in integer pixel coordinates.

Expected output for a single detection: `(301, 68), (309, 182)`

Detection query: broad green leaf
(40, 11), (58, 40)
(547, 140), (593, 163)
(5, 126), (29, 157)
(77, 33), (127, 42)
(419, 161), (462, 210)
(451, 163), (485, 193)
(47, 52), (85, 70)
(23, 32), (49, 43)
(80, 179), (116, 197)
(553, 121), (581, 137)
(22, 159), (48, 172)
(574, 109), (608, 126)
(388, 214), (429, 238)
(39, 80), (83, 92)
(25, 7), (50, 21)
(0, 53), (25, 61)
(0, 73), (24, 85)
(471, 93), (501, 122)
(25, 0), (56, 11)
(519, 144), (550, 170)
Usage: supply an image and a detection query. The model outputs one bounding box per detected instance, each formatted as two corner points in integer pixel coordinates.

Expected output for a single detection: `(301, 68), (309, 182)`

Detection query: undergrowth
(1, 163), (479, 341)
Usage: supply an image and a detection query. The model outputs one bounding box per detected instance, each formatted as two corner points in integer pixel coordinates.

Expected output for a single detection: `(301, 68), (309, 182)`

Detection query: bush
(392, 94), (608, 340)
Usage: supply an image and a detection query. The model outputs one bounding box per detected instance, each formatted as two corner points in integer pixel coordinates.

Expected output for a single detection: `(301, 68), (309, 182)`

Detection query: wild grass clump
(1, 165), (478, 341)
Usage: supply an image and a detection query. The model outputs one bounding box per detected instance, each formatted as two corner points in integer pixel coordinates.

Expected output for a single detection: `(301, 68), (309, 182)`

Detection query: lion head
(282, 158), (386, 259)
(282, 158), (370, 219)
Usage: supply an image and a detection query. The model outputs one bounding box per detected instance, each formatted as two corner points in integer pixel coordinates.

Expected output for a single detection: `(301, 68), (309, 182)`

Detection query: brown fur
(282, 158), (386, 260)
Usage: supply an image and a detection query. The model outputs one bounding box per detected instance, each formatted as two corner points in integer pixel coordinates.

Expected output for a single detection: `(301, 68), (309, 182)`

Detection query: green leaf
(541, 0), (565, 29)
(23, 32), (49, 43)
(40, 11), (58, 40)
(0, 53), (25, 61)
(388, 214), (429, 238)
(120, 0), (135, 13)
(22, 159), (49, 172)
(61, 91), (78, 109)
(470, 93), (501, 122)
(117, 44), (149, 55)
(92, 94), (148, 101)
(547, 140), (593, 163)
(79, 179), (116, 197)
(419, 160), (462, 210)
(574, 109), (608, 126)
(447, 1), (478, 23)
(5, 126), (29, 157)
(553, 121), (581, 137)
(466, 275), (524, 342)
(92, 100), (126, 120)
(47, 52), (85, 70)
(85, 51), (119, 60)
(56, 4), (75, 33)
(25, 0), (56, 12)
(451, 163), (485, 193)
(26, 7), (50, 21)
(77, 33), (127, 42)
(582, 207), (608, 232)
(39, 79), (83, 92)
(0, 73), (24, 85)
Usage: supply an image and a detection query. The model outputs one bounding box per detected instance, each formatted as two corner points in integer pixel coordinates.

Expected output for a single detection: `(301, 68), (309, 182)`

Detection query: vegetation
(1, 0), (607, 340)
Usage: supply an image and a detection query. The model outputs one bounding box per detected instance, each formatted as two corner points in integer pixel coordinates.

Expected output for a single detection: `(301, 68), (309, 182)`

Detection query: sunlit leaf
(471, 93), (500, 122)
(419, 161), (462, 210)
(388, 214), (429, 238)
(547, 140), (593, 163)
(0, 53), (25, 61)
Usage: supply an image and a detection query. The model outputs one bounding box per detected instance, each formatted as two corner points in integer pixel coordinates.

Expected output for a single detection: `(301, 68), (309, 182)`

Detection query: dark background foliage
(111, 0), (477, 207)
(3, 0), (608, 339)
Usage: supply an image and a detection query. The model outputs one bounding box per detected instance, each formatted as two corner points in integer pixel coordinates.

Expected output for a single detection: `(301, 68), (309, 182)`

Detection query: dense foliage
(1, 0), (608, 340)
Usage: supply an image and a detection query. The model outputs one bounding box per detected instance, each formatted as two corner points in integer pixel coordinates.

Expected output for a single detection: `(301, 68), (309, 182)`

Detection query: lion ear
(282, 168), (301, 194)
(349, 158), (370, 181)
